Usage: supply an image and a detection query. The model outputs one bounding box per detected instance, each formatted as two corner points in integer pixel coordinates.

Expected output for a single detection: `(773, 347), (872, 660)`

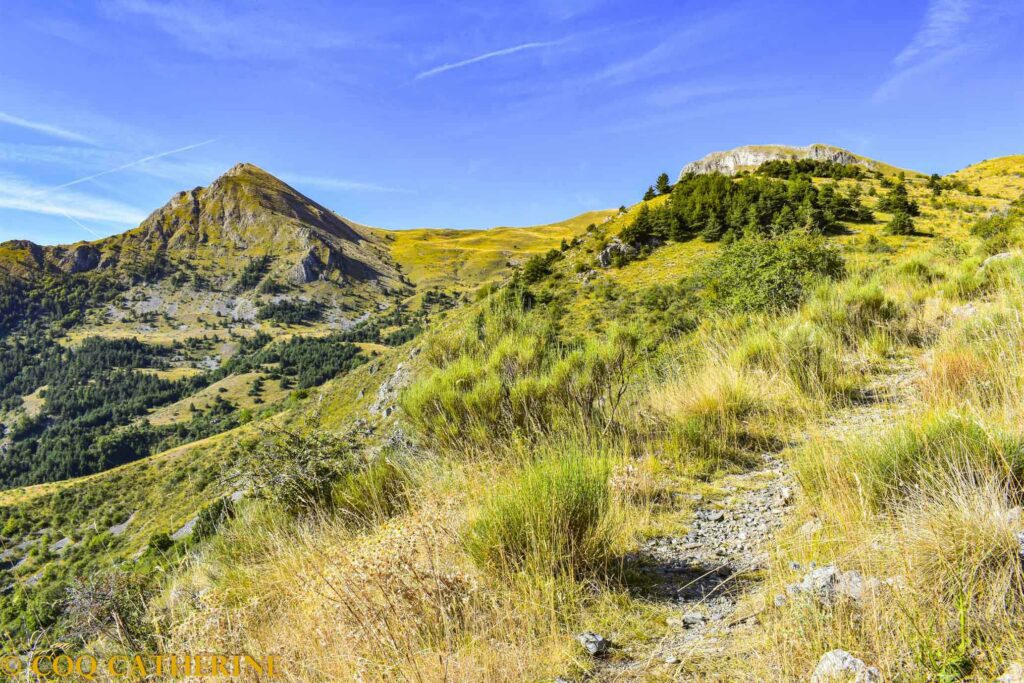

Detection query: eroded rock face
(680, 144), (869, 178)
(56, 244), (101, 273)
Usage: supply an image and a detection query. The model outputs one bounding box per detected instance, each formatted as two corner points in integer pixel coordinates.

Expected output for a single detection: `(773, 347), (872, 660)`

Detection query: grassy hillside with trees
(3, 151), (1024, 682)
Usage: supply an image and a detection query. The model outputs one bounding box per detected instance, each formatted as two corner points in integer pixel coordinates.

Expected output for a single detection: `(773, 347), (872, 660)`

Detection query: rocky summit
(680, 143), (873, 177)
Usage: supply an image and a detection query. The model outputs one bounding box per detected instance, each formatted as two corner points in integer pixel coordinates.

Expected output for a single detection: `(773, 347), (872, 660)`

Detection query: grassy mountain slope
(3, 148), (1024, 681)
(377, 209), (616, 291)
(145, 152), (1024, 681)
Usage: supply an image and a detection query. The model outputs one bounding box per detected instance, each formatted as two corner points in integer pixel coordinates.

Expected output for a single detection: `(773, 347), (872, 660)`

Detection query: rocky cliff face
(680, 144), (871, 178)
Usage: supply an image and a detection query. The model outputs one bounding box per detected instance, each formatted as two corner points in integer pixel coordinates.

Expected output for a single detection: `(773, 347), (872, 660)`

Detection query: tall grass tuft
(796, 411), (1024, 515)
(464, 451), (612, 577)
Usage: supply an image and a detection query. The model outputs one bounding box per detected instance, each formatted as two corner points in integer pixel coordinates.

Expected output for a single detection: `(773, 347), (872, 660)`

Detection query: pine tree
(656, 173), (672, 195)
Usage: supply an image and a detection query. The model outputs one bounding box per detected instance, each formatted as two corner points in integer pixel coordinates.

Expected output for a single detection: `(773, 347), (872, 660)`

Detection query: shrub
(235, 411), (360, 516)
(404, 293), (644, 452)
(806, 282), (905, 344)
(464, 452), (612, 577)
(64, 569), (156, 650)
(701, 231), (845, 313)
(776, 322), (850, 398)
(885, 210), (916, 235)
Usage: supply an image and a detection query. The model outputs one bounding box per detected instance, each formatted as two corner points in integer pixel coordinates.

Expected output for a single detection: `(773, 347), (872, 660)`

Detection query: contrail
(59, 211), (103, 237)
(0, 111), (97, 145)
(50, 138), (217, 191)
(415, 40), (564, 80)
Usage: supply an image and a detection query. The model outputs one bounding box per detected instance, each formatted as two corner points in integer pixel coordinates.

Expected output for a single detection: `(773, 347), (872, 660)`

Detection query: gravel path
(585, 358), (921, 682)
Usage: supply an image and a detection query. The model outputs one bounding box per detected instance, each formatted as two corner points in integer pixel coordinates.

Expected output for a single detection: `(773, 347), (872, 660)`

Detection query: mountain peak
(10, 163), (407, 291)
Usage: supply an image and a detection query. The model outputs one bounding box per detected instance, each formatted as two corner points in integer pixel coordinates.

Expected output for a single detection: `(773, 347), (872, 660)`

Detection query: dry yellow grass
(380, 209), (615, 290)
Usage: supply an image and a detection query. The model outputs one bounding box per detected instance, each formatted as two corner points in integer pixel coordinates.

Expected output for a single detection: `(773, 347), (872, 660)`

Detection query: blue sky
(1, 0), (1022, 244)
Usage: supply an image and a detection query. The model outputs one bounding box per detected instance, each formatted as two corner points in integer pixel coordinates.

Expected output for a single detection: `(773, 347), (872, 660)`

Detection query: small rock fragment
(682, 611), (705, 627)
(811, 649), (881, 682)
(577, 631), (610, 657)
(800, 519), (823, 536)
(998, 662), (1024, 683)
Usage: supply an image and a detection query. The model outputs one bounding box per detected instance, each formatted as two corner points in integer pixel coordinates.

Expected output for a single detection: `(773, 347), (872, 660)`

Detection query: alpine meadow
(2, 2), (1024, 681)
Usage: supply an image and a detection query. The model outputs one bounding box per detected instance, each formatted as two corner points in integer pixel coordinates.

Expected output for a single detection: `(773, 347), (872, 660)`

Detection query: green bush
(403, 292), (644, 452)
(885, 210), (916, 235)
(701, 231), (845, 313)
(464, 452), (611, 576)
(235, 412), (360, 516)
(777, 322), (848, 398)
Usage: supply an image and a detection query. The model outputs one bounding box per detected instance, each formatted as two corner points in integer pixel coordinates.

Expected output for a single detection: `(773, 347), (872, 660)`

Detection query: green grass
(464, 448), (612, 577)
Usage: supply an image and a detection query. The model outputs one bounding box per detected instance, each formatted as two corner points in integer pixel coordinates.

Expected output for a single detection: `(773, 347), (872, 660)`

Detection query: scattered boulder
(370, 362), (411, 416)
(997, 662), (1024, 683)
(108, 512), (137, 536)
(951, 302), (978, 319)
(49, 537), (72, 554)
(800, 518), (824, 536)
(981, 252), (1013, 269)
(577, 631), (610, 657)
(681, 611), (705, 627)
(811, 650), (881, 682)
(786, 565), (878, 605)
(597, 238), (636, 267)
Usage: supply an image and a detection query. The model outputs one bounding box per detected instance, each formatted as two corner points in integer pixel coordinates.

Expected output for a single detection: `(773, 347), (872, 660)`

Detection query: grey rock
(951, 302), (978, 318)
(108, 512), (137, 536)
(811, 650), (881, 682)
(597, 238), (636, 268)
(997, 662), (1024, 683)
(682, 611), (705, 627)
(49, 537), (72, 553)
(170, 516), (199, 541)
(577, 631), (610, 657)
(371, 362), (411, 416)
(681, 144), (869, 179)
(981, 252), (1013, 269)
(774, 593), (788, 608)
(800, 519), (824, 536)
(786, 565), (878, 605)
(62, 244), (101, 273)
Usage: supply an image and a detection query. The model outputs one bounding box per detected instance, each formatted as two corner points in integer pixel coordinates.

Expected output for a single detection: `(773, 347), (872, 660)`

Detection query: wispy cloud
(282, 173), (408, 194)
(0, 111), (97, 145)
(0, 174), (145, 227)
(51, 139), (217, 190)
(873, 0), (976, 101)
(587, 12), (738, 88)
(106, 0), (356, 60)
(415, 40), (566, 80)
(645, 82), (746, 108)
